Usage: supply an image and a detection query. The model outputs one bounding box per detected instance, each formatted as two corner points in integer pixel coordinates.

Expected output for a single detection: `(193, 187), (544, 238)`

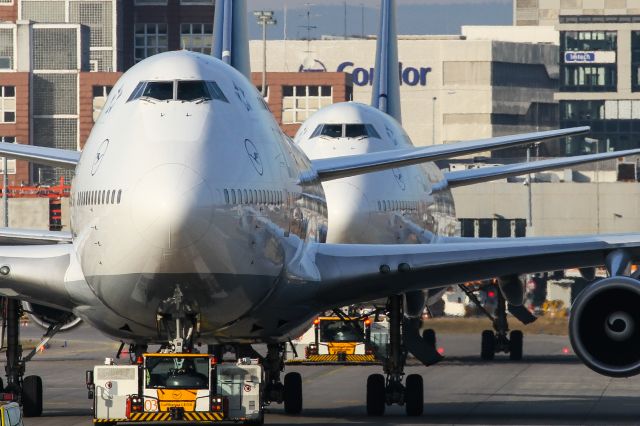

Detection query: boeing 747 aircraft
(293, 1), (640, 411)
(0, 0), (636, 420)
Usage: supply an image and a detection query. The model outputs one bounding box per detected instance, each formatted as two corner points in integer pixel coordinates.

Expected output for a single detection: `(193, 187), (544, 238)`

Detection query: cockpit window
(177, 81), (210, 101)
(345, 124), (367, 138)
(128, 80), (229, 103)
(127, 82), (147, 102)
(206, 81), (229, 103)
(142, 81), (173, 101)
(310, 123), (381, 139)
(366, 124), (381, 139)
(320, 124), (343, 138)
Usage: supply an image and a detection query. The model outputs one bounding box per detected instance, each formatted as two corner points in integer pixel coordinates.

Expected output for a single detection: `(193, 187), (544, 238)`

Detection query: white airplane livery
(0, 0), (639, 419)
(291, 3), (640, 413)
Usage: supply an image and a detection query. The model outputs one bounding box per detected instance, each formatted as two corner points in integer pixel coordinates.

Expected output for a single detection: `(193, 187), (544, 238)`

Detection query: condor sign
(336, 62), (432, 87)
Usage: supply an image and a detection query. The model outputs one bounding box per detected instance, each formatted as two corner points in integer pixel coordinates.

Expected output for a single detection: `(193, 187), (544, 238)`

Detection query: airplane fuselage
(295, 102), (457, 246)
(67, 51), (328, 343)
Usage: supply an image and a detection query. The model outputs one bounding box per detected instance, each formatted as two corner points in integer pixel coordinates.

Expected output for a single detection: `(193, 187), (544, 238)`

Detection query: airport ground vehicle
(287, 315), (386, 364)
(88, 353), (264, 424)
(0, 402), (23, 426)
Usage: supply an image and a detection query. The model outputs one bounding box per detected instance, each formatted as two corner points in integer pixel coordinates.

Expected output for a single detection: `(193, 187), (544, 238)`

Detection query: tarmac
(11, 324), (640, 425)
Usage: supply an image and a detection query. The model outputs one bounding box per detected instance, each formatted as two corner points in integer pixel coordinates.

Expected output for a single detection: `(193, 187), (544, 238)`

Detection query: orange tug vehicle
(87, 353), (264, 424)
(286, 315), (382, 364)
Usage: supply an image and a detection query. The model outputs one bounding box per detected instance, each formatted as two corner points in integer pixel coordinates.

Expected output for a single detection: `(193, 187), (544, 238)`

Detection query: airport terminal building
(249, 32), (560, 158)
(516, 0), (640, 156)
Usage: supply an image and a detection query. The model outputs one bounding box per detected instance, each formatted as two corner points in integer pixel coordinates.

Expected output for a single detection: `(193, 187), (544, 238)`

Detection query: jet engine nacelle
(498, 275), (525, 307)
(22, 302), (83, 332)
(569, 276), (640, 377)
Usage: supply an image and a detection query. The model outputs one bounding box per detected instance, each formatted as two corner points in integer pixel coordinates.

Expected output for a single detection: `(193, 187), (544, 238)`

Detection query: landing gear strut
(459, 285), (523, 361)
(156, 286), (199, 353)
(263, 343), (302, 414)
(4, 298), (43, 417)
(366, 295), (424, 417)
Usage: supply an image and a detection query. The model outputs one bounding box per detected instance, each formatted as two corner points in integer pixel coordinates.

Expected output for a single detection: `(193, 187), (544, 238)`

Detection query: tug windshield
(145, 356), (210, 389)
(319, 319), (365, 343)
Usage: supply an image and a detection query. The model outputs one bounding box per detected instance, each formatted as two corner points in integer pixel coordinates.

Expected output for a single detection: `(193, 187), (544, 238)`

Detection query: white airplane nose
(131, 163), (214, 250)
(325, 180), (372, 243)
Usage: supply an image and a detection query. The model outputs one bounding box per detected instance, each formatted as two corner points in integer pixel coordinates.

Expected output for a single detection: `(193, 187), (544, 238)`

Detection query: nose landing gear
(262, 343), (302, 415)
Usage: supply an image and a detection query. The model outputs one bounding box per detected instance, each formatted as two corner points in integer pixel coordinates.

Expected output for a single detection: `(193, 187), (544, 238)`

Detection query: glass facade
(560, 100), (640, 155)
(560, 31), (617, 92)
(560, 31), (617, 51)
(561, 64), (616, 92)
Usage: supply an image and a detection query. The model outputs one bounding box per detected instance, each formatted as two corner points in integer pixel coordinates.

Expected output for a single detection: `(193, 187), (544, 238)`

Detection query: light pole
(526, 145), (533, 235)
(585, 137), (600, 233)
(432, 96), (437, 145)
(254, 11), (277, 97)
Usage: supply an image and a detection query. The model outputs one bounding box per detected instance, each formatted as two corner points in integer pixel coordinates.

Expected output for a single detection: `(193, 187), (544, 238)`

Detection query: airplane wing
(0, 228), (72, 245)
(0, 143), (80, 169)
(311, 127), (589, 181)
(444, 148), (640, 188)
(306, 234), (640, 309)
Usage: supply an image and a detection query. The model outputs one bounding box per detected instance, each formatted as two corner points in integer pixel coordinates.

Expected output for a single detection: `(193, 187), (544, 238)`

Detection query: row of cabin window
(224, 188), (284, 206)
(76, 189), (123, 207)
(378, 200), (420, 212)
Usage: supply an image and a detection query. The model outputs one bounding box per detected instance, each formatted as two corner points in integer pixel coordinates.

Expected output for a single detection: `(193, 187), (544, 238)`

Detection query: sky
(246, 0), (513, 40)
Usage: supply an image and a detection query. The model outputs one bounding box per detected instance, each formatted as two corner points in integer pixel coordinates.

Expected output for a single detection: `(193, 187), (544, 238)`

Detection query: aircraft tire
(405, 374), (424, 416)
(22, 375), (43, 417)
(481, 330), (495, 361)
(509, 330), (523, 361)
(422, 329), (436, 348)
(366, 374), (385, 416)
(283, 372), (302, 415)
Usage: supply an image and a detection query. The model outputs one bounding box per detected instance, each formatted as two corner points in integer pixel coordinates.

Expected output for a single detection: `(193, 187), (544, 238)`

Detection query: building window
(560, 31), (617, 52)
(560, 65), (616, 92)
(632, 32), (640, 92)
(180, 0), (213, 4)
(0, 27), (13, 70)
(92, 85), (112, 122)
(0, 137), (16, 175)
(282, 85), (332, 124)
(560, 100), (640, 156)
(180, 23), (213, 54)
(134, 23), (168, 63)
(134, 0), (168, 5)
(0, 86), (15, 123)
(561, 100), (604, 122)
